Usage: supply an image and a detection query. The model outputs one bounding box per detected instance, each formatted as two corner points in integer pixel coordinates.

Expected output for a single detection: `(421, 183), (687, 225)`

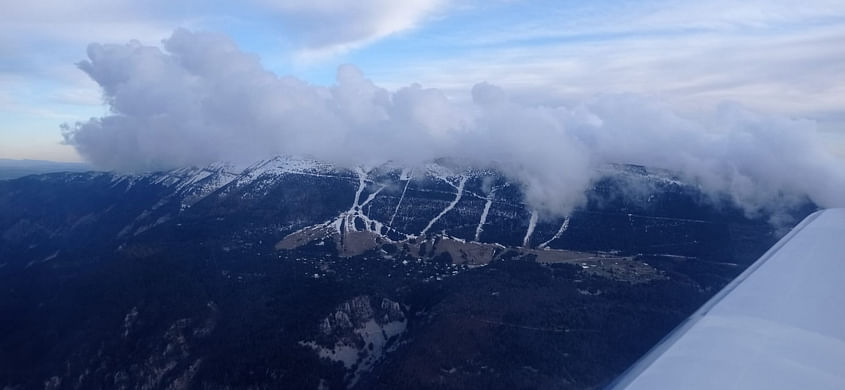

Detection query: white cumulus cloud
(249, 0), (447, 55)
(62, 30), (845, 220)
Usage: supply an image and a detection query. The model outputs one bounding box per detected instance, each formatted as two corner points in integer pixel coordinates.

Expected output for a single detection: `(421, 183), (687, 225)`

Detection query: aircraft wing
(609, 208), (845, 390)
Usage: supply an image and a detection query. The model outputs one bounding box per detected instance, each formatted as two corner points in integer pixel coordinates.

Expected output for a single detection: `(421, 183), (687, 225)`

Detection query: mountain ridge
(0, 155), (811, 389)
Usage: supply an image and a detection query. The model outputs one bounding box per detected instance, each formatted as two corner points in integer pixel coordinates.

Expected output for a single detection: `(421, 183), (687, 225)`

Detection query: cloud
(1, 0), (446, 57)
(62, 30), (845, 220)
(250, 0), (448, 55)
(368, 1), (845, 136)
(0, 0), (448, 90)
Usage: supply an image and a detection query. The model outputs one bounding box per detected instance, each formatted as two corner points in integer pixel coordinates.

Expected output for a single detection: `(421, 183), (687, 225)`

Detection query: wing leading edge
(610, 208), (845, 390)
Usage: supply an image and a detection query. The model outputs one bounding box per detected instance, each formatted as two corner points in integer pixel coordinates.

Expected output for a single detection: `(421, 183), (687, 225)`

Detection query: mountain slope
(0, 157), (808, 389)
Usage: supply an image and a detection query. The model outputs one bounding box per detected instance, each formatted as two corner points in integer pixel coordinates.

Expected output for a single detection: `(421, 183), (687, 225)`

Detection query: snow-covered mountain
(0, 156), (806, 389)
(2, 156), (743, 261)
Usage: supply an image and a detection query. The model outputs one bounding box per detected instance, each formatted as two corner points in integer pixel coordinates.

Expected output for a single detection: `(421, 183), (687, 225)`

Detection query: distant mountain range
(0, 159), (92, 180)
(0, 157), (814, 389)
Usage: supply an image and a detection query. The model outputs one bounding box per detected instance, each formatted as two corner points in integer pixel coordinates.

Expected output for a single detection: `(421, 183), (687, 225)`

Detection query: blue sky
(2, 0), (845, 161)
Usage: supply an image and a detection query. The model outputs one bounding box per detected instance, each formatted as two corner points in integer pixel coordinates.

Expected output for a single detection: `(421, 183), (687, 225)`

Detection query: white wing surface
(610, 208), (845, 390)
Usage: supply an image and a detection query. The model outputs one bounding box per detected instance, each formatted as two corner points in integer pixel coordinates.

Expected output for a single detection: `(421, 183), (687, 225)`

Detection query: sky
(2, 0), (844, 162)
(1, 0), (844, 218)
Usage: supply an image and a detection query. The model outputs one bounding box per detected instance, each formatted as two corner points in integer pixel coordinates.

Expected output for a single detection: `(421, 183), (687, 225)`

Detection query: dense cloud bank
(63, 29), (845, 218)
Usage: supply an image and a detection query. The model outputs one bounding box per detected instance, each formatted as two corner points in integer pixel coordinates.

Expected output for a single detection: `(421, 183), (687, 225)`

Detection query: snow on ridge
(399, 168), (412, 181)
(596, 163), (687, 187)
(424, 162), (461, 188)
(389, 173), (412, 227)
(241, 156), (335, 180)
(475, 183), (508, 242)
(420, 176), (468, 236)
(109, 158), (502, 197)
(539, 216), (570, 249)
(523, 210), (539, 247)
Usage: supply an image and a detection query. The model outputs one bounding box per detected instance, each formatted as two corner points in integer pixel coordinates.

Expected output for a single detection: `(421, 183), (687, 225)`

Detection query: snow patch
(420, 176), (467, 236)
(539, 216), (570, 249)
(389, 173), (412, 227)
(523, 210), (539, 247)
